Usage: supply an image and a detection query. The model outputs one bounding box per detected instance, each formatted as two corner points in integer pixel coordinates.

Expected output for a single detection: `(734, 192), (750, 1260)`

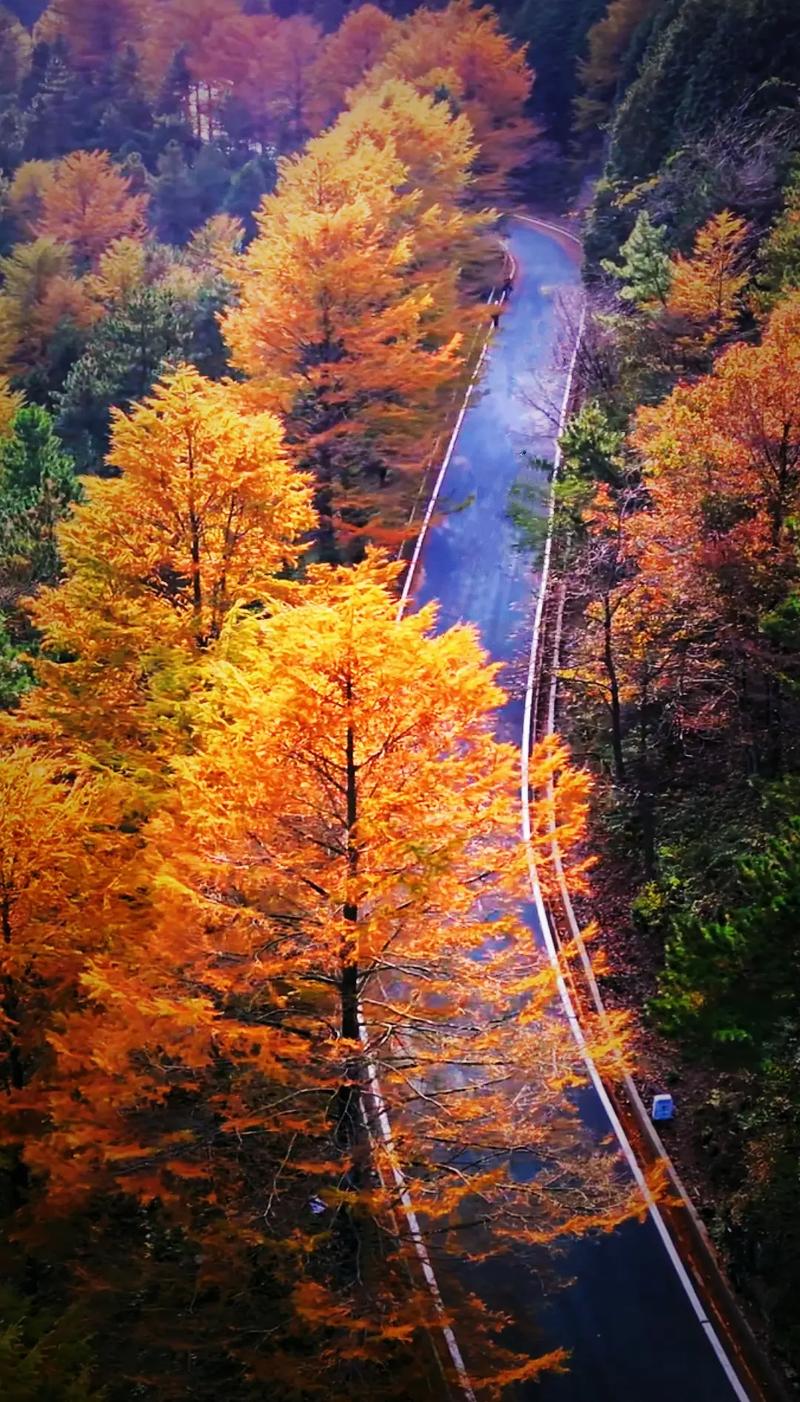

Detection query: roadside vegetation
(537, 0), (800, 1382)
(0, 3), (637, 1398)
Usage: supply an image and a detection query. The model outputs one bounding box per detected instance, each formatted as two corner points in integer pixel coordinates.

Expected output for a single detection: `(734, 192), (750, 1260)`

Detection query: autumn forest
(0, 0), (799, 1399)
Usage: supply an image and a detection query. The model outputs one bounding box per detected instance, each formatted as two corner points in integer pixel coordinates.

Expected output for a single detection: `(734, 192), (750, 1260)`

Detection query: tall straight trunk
(334, 699), (364, 1155)
(2, 896), (28, 1205)
(602, 595), (626, 782)
(637, 686), (656, 879)
(1, 897), (22, 1093)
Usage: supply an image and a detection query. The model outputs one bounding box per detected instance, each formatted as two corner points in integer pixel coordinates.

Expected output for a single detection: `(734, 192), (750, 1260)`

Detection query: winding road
(404, 216), (748, 1401)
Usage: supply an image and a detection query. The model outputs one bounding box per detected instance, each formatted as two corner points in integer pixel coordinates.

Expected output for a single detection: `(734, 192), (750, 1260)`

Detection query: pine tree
(602, 209), (672, 306)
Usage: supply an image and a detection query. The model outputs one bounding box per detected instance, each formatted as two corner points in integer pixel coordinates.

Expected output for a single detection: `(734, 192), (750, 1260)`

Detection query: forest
(0, 0), (799, 1398)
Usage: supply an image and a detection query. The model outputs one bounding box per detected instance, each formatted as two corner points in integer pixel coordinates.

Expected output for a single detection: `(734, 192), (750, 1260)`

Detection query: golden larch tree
(22, 553), (635, 1394)
(309, 4), (402, 133)
(25, 364), (315, 773)
(378, 0), (535, 198)
(34, 150), (148, 268)
(667, 209), (750, 341)
(223, 133), (462, 552)
(0, 238), (95, 381)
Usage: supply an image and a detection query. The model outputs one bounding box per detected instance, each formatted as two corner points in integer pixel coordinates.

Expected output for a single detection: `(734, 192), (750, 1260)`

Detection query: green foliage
(608, 0), (800, 185)
(0, 1288), (104, 1402)
(654, 816), (800, 1050)
(502, 0), (607, 142)
(0, 611), (32, 709)
(560, 400), (625, 485)
(223, 155), (277, 242)
(601, 210), (672, 305)
(56, 287), (192, 472)
(756, 162), (800, 308)
(0, 404), (78, 583)
(56, 281), (231, 473)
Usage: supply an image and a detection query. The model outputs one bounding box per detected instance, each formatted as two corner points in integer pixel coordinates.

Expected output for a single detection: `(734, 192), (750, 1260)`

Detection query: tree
(756, 161), (800, 309)
(0, 375), (23, 443)
(0, 403), (78, 592)
(628, 291), (800, 777)
(27, 365), (315, 771)
(35, 149), (148, 267)
(20, 554), (634, 1394)
(55, 286), (193, 473)
(83, 234), (148, 308)
(655, 814), (800, 1048)
(223, 129), (462, 554)
(222, 154), (277, 241)
(667, 208), (749, 341)
(0, 748), (125, 1094)
(380, 0), (535, 198)
(507, 0), (606, 144)
(6, 159), (55, 238)
(601, 210), (672, 307)
(41, 0), (143, 69)
(0, 237), (92, 389)
(149, 139), (199, 246)
(573, 0), (657, 136)
(329, 78), (493, 319)
(309, 3), (400, 133)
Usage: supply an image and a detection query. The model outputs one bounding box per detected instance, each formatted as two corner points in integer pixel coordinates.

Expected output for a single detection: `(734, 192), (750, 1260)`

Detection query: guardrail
(522, 221), (785, 1400)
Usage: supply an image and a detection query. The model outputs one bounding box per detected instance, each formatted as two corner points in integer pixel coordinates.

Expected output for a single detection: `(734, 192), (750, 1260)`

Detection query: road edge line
(520, 290), (751, 1401)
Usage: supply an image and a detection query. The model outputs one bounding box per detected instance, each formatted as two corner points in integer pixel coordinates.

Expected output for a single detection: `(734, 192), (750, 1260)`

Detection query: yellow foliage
(377, 0), (535, 198)
(667, 208), (750, 340)
(35, 150), (148, 267)
(85, 236), (149, 307)
(0, 375), (24, 443)
(7, 160), (57, 237)
(0, 238), (94, 378)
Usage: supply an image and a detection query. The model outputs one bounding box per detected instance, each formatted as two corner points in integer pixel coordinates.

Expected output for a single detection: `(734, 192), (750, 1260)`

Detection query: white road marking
(520, 268), (750, 1401)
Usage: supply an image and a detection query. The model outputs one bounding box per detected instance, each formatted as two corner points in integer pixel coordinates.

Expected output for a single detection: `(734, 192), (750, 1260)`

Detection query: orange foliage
(223, 126), (463, 547)
(0, 238), (95, 380)
(580, 291), (800, 754)
(40, 0), (143, 66)
(0, 748), (129, 1092)
(667, 209), (750, 341)
(21, 555), (634, 1374)
(34, 150), (148, 267)
(25, 364), (315, 771)
(309, 4), (401, 133)
(377, 0), (535, 197)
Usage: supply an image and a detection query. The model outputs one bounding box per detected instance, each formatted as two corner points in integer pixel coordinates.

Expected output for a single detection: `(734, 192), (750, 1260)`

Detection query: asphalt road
(407, 217), (742, 1401)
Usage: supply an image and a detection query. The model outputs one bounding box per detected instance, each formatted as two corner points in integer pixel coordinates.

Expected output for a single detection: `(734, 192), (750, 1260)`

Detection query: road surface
(406, 217), (743, 1401)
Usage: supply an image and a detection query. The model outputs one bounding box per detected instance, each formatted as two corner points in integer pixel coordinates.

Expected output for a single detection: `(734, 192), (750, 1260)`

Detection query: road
(406, 216), (745, 1401)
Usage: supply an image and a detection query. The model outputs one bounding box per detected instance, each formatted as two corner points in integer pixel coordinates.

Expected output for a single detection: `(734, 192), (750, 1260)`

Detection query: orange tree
(223, 127), (464, 555)
(25, 363), (315, 776)
(612, 290), (800, 785)
(377, 0), (535, 200)
(34, 150), (148, 269)
(666, 209), (750, 345)
(17, 552), (635, 1396)
(309, 4), (401, 133)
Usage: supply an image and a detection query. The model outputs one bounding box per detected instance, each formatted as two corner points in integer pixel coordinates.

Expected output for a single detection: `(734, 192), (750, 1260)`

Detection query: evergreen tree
(222, 154), (277, 241)
(149, 139), (198, 244)
(56, 287), (192, 472)
(602, 209), (672, 306)
(0, 404), (78, 588)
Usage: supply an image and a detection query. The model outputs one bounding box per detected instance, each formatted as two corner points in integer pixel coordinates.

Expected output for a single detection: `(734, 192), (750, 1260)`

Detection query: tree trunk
(1, 897), (23, 1094)
(602, 594), (626, 782)
(637, 685), (657, 879)
(334, 706), (365, 1154)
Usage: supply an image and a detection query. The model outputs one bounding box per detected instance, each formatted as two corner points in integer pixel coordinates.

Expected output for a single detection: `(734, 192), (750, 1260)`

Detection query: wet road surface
(407, 217), (741, 1401)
